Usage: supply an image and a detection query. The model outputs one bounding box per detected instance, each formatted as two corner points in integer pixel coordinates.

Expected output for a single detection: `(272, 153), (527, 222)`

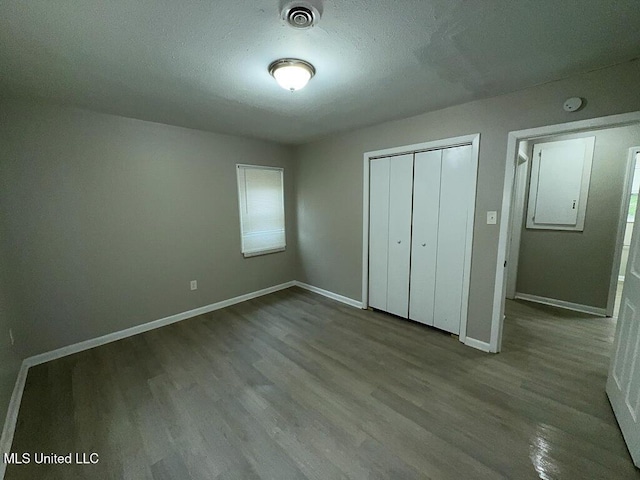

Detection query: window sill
(242, 247), (286, 258)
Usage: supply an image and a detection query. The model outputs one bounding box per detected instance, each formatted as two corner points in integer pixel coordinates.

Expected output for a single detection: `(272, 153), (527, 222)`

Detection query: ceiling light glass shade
(269, 59), (315, 91)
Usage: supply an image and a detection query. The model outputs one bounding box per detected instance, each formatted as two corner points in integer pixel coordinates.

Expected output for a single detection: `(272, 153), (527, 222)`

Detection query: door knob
(421, 243), (426, 247)
(397, 240), (401, 244)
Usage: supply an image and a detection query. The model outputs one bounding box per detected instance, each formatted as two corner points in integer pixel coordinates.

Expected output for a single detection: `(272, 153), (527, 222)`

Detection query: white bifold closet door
(433, 145), (472, 334)
(369, 145), (472, 335)
(409, 150), (441, 326)
(368, 158), (390, 312)
(368, 154), (413, 316)
(408, 145), (472, 334)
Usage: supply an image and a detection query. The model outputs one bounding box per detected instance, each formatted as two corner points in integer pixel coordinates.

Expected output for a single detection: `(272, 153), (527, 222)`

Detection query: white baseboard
(0, 280), (298, 478)
(292, 283), (492, 352)
(0, 361), (29, 479)
(0, 279), (359, 475)
(22, 280), (358, 369)
(514, 292), (607, 317)
(25, 281), (296, 368)
(463, 337), (492, 353)
(294, 281), (363, 309)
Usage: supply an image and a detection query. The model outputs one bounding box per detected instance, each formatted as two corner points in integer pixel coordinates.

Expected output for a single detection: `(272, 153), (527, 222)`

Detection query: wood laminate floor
(5, 287), (638, 479)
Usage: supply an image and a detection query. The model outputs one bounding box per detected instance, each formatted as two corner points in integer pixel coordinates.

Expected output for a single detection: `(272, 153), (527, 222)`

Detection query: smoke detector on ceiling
(563, 97), (583, 112)
(281, 2), (321, 29)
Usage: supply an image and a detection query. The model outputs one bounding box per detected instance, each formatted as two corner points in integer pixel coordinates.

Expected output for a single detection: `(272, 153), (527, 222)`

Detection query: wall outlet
(190, 280), (197, 291)
(9, 328), (15, 346)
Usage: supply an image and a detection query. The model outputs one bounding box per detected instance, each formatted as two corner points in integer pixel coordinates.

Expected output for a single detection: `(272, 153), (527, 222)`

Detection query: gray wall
(294, 59), (640, 343)
(516, 126), (640, 308)
(0, 101), (297, 357)
(0, 250), (23, 445)
(2, 60), (640, 360)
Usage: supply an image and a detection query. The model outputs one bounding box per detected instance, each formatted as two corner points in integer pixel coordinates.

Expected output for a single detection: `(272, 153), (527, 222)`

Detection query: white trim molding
(0, 362), (29, 479)
(506, 151), (530, 299)
(514, 292), (607, 317)
(463, 337), (492, 353)
(0, 277), (482, 477)
(0, 280), (299, 477)
(25, 281), (296, 368)
(492, 111), (640, 353)
(608, 146), (640, 316)
(0, 279), (357, 476)
(15, 280), (360, 371)
(295, 281), (363, 308)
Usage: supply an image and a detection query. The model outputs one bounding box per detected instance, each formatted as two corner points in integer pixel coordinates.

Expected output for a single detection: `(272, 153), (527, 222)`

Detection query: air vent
(282, 3), (321, 29)
(287, 7), (313, 27)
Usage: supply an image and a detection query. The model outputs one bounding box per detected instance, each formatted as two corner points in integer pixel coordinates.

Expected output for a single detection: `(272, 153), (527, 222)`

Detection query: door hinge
(504, 260), (507, 268)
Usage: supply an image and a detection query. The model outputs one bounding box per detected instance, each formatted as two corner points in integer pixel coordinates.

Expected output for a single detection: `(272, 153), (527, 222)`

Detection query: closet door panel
(409, 150), (441, 326)
(368, 158), (391, 311)
(434, 145), (472, 334)
(387, 154), (414, 317)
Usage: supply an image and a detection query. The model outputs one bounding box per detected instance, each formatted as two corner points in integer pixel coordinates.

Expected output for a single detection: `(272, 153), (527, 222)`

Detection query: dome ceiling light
(268, 58), (316, 91)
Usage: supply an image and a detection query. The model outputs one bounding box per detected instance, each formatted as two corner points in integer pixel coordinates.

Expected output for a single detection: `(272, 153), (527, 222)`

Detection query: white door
(368, 158), (391, 311)
(386, 154), (414, 317)
(607, 197), (640, 467)
(434, 145), (472, 334)
(409, 150), (442, 326)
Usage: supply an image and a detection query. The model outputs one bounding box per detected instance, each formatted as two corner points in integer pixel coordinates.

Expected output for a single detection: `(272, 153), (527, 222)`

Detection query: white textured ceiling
(1, 0), (639, 144)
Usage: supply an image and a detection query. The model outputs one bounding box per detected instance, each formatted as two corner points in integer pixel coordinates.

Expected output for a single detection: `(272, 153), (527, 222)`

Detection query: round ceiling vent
(282, 3), (320, 29)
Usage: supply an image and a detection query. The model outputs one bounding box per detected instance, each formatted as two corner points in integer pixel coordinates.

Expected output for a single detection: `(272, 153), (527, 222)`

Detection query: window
(628, 154), (640, 222)
(628, 194), (638, 223)
(236, 164), (286, 257)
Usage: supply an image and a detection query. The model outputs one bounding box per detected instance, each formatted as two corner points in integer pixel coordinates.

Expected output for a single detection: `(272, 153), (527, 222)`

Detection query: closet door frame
(362, 134), (480, 346)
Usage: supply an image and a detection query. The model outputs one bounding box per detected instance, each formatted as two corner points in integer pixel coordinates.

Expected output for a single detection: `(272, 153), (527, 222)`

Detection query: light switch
(487, 211), (497, 225)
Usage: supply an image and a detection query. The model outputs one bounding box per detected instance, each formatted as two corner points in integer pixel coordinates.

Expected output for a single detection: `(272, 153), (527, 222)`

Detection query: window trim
(236, 164), (286, 258)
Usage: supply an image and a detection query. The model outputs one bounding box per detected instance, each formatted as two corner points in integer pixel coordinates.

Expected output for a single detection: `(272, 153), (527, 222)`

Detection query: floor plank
(5, 288), (639, 479)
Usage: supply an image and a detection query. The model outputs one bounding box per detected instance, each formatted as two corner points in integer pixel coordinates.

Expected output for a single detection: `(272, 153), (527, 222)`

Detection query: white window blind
(236, 164), (286, 257)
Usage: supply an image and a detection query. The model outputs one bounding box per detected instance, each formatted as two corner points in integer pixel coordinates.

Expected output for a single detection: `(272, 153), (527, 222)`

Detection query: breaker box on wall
(526, 136), (595, 231)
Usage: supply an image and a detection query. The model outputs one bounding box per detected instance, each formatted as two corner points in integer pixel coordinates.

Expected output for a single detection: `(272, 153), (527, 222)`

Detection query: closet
(368, 144), (475, 335)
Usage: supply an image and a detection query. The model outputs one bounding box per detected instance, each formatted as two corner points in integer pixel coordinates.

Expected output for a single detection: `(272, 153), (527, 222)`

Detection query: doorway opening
(614, 149), (640, 318)
(491, 111), (640, 353)
(504, 128), (640, 321)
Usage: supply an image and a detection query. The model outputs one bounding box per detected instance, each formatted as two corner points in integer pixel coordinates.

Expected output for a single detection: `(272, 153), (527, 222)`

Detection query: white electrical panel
(526, 137), (595, 231)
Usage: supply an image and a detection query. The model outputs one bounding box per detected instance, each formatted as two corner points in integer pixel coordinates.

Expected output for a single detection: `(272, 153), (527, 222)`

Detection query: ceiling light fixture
(268, 58), (315, 91)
